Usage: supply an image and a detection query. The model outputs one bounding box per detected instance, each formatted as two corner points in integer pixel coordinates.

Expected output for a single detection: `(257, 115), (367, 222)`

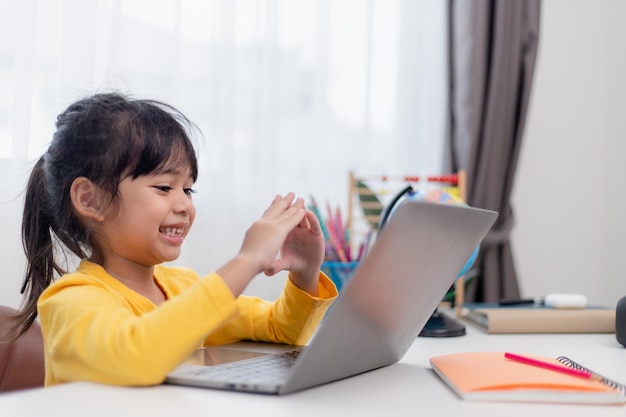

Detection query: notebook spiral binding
(556, 356), (626, 393)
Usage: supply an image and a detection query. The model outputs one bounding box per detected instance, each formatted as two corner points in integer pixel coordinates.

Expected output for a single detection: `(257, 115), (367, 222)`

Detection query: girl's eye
(152, 186), (195, 195)
(153, 186), (172, 193)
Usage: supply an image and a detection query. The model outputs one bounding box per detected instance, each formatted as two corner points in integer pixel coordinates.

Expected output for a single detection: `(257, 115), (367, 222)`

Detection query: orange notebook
(430, 351), (625, 405)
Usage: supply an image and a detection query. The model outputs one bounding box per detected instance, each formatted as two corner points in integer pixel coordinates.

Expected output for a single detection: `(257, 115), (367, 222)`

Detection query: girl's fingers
(304, 210), (319, 231)
(297, 208), (318, 230)
(299, 214), (311, 229)
(264, 192), (296, 215)
(258, 193), (308, 239)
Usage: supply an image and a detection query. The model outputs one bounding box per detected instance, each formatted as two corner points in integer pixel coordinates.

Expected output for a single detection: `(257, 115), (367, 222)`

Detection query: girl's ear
(70, 177), (106, 222)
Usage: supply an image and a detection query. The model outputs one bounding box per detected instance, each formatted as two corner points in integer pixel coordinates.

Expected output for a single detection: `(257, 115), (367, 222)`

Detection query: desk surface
(1, 324), (624, 417)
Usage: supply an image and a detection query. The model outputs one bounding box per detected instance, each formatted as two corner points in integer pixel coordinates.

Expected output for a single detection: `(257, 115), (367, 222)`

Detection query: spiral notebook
(430, 351), (626, 405)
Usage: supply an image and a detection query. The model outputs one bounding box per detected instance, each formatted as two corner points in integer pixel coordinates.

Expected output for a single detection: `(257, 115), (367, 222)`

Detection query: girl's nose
(173, 190), (195, 215)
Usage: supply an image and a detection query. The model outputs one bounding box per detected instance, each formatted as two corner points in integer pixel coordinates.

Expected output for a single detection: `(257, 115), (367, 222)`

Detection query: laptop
(165, 200), (498, 395)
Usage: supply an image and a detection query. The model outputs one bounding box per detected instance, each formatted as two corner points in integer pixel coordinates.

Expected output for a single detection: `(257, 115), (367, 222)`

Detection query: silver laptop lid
(280, 200), (497, 393)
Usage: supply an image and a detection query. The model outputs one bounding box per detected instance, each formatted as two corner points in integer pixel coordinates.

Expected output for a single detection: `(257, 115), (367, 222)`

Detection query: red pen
(504, 352), (593, 380)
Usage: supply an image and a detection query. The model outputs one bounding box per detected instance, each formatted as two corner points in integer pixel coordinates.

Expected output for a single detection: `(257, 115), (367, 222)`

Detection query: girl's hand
(217, 193), (307, 296)
(238, 193), (308, 274)
(217, 193), (323, 297)
(264, 209), (325, 296)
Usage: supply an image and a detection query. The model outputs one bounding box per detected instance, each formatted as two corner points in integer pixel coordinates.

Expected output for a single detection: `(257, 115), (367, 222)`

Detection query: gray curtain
(445, 0), (541, 302)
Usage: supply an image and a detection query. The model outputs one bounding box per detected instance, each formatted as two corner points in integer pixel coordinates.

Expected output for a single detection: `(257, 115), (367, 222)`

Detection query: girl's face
(96, 164), (196, 274)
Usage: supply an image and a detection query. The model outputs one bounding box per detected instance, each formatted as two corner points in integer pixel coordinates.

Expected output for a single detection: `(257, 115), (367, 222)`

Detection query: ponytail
(9, 157), (61, 339)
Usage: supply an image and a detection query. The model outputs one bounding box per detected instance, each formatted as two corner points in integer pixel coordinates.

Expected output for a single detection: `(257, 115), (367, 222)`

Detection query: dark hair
(11, 92), (199, 339)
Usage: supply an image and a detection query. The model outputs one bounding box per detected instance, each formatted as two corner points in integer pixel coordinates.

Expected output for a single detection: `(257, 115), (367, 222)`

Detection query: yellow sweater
(37, 260), (337, 386)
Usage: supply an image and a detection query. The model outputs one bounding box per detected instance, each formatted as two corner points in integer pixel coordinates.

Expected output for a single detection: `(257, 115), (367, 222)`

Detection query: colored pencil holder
(321, 261), (359, 292)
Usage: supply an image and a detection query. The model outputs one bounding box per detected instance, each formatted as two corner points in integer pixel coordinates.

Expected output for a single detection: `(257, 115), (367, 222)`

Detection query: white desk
(1, 325), (624, 417)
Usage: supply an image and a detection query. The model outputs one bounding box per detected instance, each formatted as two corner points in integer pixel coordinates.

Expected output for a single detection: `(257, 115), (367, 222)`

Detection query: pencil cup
(321, 261), (359, 292)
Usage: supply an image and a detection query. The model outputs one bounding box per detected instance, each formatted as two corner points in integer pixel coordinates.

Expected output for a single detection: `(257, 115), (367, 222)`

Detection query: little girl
(12, 92), (337, 386)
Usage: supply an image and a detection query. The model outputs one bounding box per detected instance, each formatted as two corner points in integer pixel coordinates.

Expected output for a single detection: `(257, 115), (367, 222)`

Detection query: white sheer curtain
(0, 0), (447, 306)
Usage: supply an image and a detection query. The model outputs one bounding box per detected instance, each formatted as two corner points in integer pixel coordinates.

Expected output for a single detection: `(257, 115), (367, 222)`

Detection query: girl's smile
(159, 223), (189, 245)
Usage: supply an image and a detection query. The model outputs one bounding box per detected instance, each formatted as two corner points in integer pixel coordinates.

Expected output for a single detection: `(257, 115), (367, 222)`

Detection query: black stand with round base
(418, 309), (466, 337)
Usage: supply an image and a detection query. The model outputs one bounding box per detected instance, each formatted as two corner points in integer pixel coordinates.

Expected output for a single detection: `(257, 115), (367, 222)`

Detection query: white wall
(512, 0), (626, 307)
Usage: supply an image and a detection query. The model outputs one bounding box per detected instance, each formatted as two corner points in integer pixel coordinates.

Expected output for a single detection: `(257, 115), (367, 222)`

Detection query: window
(0, 0), (447, 302)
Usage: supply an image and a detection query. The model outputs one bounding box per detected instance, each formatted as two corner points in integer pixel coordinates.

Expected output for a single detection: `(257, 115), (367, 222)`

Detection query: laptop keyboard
(183, 348), (303, 384)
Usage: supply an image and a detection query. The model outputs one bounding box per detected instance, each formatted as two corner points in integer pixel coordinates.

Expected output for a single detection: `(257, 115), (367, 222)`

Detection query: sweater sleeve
(38, 271), (239, 386)
(204, 272), (337, 346)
